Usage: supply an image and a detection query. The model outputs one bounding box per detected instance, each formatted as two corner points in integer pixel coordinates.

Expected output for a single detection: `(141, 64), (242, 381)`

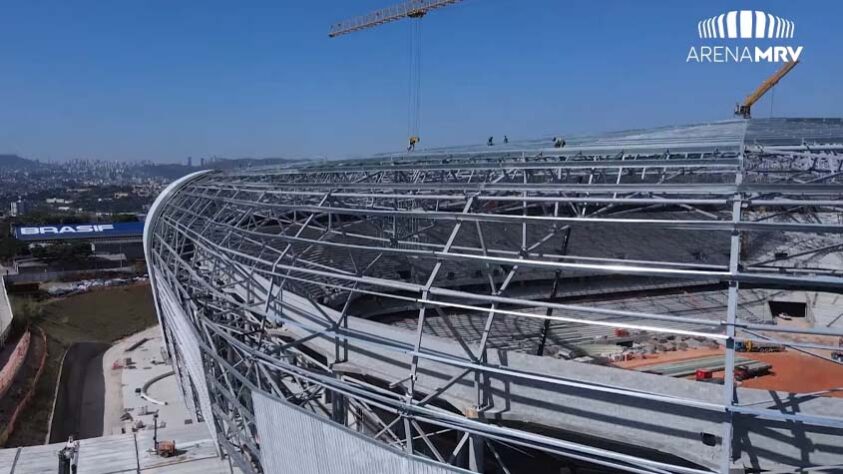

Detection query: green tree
(112, 214), (139, 223)
(31, 242), (92, 263)
(10, 297), (43, 337)
(0, 219), (27, 261)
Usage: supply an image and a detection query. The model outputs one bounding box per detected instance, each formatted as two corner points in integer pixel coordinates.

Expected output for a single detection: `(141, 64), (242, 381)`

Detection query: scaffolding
(145, 118), (843, 474)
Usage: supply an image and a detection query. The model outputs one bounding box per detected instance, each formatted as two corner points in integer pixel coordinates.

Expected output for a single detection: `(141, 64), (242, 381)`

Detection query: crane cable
(769, 86), (775, 118)
(407, 17), (423, 148)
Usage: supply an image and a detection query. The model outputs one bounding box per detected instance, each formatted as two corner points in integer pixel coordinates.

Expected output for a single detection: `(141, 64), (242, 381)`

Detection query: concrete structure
(0, 424), (239, 474)
(101, 326), (199, 437)
(0, 276), (13, 346)
(144, 119), (843, 474)
(8, 200), (26, 219)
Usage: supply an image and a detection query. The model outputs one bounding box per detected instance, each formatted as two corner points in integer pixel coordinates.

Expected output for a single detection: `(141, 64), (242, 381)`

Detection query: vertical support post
(153, 412), (159, 452)
(469, 434), (485, 472)
(537, 271), (561, 356)
(538, 226), (570, 356)
(720, 152), (744, 473)
(331, 372), (347, 426)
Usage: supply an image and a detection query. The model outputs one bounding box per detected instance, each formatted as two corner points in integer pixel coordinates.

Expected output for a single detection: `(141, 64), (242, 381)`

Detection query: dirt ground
(612, 345), (843, 398)
(722, 351), (843, 398)
(0, 330), (46, 444)
(3, 283), (158, 447)
(35, 283), (158, 344)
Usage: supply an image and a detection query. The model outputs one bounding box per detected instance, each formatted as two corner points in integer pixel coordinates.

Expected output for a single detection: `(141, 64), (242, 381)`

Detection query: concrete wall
(0, 329), (47, 447)
(0, 275), (13, 345)
(0, 331), (30, 399)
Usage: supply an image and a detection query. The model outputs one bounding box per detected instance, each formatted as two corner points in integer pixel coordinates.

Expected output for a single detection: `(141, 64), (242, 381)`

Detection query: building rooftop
(0, 424), (238, 474)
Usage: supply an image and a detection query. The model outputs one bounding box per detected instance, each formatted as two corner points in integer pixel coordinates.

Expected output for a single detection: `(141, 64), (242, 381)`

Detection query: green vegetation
(31, 242), (92, 263)
(36, 284), (157, 343)
(9, 298), (43, 338)
(112, 213), (139, 223)
(14, 212), (93, 226)
(0, 220), (27, 261)
(4, 284), (158, 447)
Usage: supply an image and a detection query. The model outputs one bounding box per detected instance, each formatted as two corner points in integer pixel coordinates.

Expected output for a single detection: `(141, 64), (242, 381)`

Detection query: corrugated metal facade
(157, 282), (219, 448)
(252, 392), (468, 474)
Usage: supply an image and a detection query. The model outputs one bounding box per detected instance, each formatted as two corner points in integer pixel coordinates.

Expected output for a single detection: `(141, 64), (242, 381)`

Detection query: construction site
(0, 2), (841, 474)
(131, 113), (843, 474)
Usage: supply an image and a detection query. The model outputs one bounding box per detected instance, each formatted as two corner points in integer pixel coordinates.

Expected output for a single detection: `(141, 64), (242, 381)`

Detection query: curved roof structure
(145, 118), (843, 474)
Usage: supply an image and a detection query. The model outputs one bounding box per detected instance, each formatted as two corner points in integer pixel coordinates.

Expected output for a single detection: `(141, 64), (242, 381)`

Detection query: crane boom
(328, 0), (463, 37)
(735, 60), (799, 119)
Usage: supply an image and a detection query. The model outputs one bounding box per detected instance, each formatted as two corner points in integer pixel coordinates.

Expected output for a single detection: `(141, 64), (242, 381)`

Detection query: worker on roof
(487, 136), (494, 146)
(407, 136), (419, 152)
(62, 436), (79, 473)
(553, 137), (566, 149)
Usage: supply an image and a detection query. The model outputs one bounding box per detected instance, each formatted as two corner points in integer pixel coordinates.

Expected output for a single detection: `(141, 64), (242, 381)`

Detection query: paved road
(49, 342), (109, 442)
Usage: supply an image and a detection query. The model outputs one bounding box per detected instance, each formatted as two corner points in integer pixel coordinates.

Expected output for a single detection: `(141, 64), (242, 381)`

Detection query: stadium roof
(145, 117), (843, 474)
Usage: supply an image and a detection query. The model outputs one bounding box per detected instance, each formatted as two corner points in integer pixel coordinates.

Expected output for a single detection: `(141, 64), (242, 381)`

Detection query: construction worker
(59, 436), (79, 473)
(407, 136), (419, 152)
(487, 136), (494, 146)
(503, 135), (509, 144)
(553, 137), (566, 148)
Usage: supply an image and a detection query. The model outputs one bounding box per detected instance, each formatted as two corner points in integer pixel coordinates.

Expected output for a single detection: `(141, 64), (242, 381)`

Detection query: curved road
(49, 342), (109, 443)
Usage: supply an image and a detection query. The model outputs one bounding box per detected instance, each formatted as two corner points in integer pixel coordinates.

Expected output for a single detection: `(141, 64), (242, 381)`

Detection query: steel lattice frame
(145, 128), (843, 474)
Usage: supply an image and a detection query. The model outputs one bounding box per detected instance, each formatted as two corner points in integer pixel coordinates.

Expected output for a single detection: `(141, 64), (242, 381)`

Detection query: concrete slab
(142, 457), (236, 474)
(136, 425), (221, 471)
(0, 448), (19, 474)
(274, 289), (843, 472)
(9, 441), (65, 474)
(2, 425), (237, 474)
(103, 326), (195, 436)
(75, 433), (137, 474)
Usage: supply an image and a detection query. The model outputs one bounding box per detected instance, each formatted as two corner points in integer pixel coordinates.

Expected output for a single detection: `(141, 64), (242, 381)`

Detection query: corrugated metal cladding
(157, 282), (219, 449)
(252, 392), (469, 474)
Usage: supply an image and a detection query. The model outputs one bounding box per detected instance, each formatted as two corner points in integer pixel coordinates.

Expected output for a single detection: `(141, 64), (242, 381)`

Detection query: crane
(735, 60), (799, 119)
(329, 0), (465, 151)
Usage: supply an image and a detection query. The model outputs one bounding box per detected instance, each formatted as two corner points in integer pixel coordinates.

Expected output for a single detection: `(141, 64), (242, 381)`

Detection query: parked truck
(735, 340), (784, 353)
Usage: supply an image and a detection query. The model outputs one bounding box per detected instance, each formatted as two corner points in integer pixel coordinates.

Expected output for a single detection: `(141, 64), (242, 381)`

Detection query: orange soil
(725, 351), (843, 398)
(612, 345), (843, 398)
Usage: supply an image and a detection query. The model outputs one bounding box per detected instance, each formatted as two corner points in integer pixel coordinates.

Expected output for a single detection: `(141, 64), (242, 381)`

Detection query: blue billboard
(14, 222), (145, 241)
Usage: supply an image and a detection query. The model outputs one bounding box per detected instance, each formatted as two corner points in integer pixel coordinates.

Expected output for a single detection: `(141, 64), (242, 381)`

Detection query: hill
(0, 155), (40, 170)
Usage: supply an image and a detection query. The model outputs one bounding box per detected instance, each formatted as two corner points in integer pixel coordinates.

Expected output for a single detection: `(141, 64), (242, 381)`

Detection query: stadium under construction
(144, 118), (843, 474)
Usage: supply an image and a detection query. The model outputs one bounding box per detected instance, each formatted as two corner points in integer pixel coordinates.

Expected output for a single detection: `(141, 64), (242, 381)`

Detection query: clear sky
(1, 0), (840, 163)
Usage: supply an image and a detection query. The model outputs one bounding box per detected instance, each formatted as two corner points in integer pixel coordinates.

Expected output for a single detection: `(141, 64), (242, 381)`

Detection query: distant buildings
(9, 199), (26, 217)
(45, 197), (73, 205)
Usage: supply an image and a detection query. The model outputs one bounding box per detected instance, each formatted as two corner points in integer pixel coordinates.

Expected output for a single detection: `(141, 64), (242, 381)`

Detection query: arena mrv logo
(687, 10), (804, 63)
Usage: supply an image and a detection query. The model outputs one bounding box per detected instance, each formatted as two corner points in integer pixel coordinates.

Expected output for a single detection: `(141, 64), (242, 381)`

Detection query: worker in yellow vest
(407, 136), (419, 152)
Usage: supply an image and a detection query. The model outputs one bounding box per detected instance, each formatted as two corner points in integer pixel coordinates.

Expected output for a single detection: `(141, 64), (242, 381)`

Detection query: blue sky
(0, 0), (840, 162)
